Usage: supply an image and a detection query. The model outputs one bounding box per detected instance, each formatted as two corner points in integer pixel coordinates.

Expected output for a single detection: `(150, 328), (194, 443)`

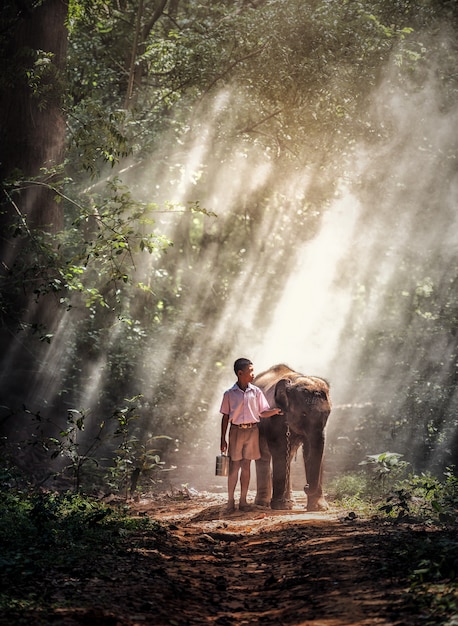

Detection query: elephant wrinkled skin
(254, 364), (331, 511)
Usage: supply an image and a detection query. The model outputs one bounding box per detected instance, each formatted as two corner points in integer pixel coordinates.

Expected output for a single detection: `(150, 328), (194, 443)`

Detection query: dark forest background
(1, 0), (457, 495)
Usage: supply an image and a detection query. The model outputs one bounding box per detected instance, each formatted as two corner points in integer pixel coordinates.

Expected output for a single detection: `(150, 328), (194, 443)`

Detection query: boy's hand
(221, 440), (227, 453)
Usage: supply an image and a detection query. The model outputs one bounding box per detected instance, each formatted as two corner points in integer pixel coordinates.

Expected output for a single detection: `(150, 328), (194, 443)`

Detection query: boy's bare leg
(227, 460), (240, 510)
(239, 458), (251, 508)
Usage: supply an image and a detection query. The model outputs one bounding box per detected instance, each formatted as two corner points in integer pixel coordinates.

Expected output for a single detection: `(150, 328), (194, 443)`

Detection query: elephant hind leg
(254, 458), (271, 506)
(270, 497), (294, 510)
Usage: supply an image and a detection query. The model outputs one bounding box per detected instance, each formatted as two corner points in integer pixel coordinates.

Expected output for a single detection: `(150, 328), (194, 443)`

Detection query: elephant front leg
(306, 491), (329, 511)
(303, 431), (329, 511)
(254, 434), (272, 507)
(304, 469), (329, 511)
(270, 441), (293, 510)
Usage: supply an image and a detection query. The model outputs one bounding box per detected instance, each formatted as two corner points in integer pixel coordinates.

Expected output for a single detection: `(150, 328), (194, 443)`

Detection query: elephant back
(255, 364), (331, 412)
(254, 363), (294, 404)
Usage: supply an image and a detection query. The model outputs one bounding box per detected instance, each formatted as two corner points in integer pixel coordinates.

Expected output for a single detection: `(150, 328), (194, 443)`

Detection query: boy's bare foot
(225, 501), (235, 513)
(239, 503), (253, 512)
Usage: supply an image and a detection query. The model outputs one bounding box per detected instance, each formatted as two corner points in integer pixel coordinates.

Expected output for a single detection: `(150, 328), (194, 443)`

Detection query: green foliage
(360, 451), (409, 486)
(18, 397), (172, 495)
(328, 464), (458, 526)
(107, 398), (173, 496)
(25, 50), (60, 106)
(1, 173), (174, 330)
(379, 468), (458, 524)
(0, 490), (109, 583)
(327, 472), (378, 515)
(330, 469), (457, 624)
(327, 472), (365, 499)
(328, 452), (412, 505)
(0, 487), (165, 615)
(64, 0), (427, 173)
(28, 406), (106, 492)
(328, 468), (400, 514)
(411, 582), (458, 626)
(60, 177), (173, 311)
(68, 106), (132, 176)
(387, 523), (458, 625)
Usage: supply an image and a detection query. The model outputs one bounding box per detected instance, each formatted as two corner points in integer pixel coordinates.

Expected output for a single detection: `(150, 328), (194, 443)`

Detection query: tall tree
(0, 0), (68, 226)
(0, 0), (68, 417)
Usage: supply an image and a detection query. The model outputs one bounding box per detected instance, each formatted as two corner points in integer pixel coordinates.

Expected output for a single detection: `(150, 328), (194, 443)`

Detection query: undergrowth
(0, 487), (164, 616)
(1, 453), (456, 624)
(329, 461), (458, 625)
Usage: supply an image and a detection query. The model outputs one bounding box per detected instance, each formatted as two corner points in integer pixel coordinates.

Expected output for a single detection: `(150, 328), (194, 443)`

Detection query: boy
(220, 358), (282, 512)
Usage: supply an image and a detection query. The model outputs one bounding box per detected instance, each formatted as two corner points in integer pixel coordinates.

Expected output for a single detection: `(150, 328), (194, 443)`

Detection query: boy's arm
(260, 407), (283, 418)
(220, 413), (230, 453)
(257, 388), (282, 418)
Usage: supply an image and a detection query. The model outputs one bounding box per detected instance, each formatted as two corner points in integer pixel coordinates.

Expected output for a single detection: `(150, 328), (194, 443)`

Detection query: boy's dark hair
(234, 357), (252, 375)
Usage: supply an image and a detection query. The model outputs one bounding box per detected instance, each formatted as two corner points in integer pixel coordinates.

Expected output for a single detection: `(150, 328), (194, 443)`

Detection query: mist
(2, 16), (456, 495)
(104, 29), (454, 491)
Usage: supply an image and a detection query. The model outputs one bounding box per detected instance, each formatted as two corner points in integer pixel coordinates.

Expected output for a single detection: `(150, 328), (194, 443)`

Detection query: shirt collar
(232, 382), (254, 392)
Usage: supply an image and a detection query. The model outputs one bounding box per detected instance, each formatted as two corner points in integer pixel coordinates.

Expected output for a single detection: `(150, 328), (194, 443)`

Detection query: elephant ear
(275, 378), (291, 411)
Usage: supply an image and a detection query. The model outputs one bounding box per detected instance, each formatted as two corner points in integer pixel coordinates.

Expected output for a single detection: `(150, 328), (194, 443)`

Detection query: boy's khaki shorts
(228, 425), (261, 461)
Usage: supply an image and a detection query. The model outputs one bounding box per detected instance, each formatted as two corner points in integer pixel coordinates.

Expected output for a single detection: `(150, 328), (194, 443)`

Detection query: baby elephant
(254, 364), (331, 511)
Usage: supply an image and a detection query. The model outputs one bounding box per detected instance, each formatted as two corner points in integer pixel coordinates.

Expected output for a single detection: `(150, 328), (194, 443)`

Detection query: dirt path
(29, 490), (437, 626)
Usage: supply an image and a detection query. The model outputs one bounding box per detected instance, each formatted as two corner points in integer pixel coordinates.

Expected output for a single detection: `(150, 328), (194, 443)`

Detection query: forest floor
(4, 489), (457, 626)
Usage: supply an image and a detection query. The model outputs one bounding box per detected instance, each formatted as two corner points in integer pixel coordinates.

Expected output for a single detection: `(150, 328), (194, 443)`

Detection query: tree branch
(237, 108), (283, 134)
(198, 43), (268, 99)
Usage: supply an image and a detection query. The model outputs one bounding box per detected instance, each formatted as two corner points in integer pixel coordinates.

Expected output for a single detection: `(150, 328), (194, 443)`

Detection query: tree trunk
(0, 0), (68, 225)
(0, 0), (69, 430)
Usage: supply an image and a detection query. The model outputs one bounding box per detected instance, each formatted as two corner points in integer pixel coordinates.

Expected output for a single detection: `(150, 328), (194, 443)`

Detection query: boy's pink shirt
(220, 383), (270, 424)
